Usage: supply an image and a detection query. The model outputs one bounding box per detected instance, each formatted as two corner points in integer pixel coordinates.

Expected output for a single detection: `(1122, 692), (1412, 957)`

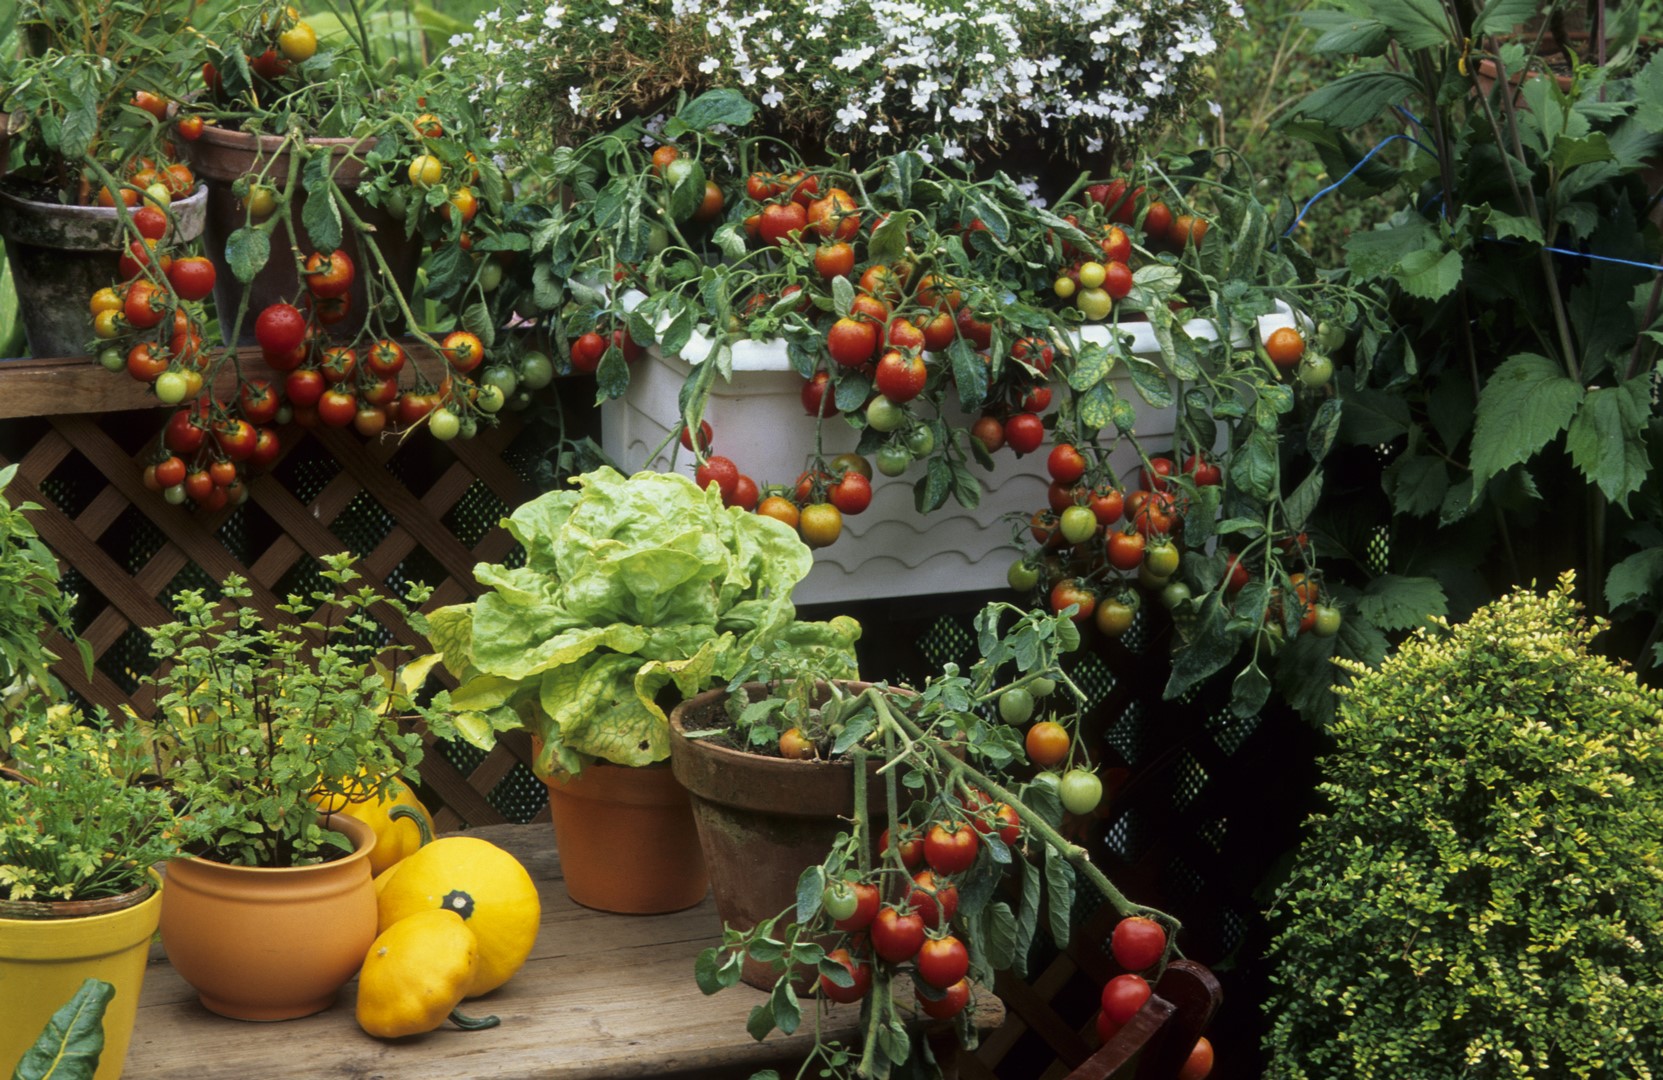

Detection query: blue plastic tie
(1487, 236), (1663, 273)
(1281, 133), (1439, 239)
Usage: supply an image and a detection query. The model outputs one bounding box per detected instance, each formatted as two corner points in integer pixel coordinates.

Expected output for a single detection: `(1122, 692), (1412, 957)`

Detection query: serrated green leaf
(950, 338), (989, 409)
(983, 901), (1018, 970)
(1125, 357), (1173, 408)
(668, 159), (707, 222)
(771, 981), (801, 1036)
(1292, 70), (1420, 129)
(1472, 0), (1540, 36)
(1565, 377), (1653, 507)
(796, 865), (824, 924)
(917, 456), (952, 513)
(694, 948), (726, 995)
(1394, 246), (1462, 300)
(1382, 450), (1450, 517)
(1308, 399), (1343, 461)
(1469, 353), (1584, 493)
(300, 182), (343, 254)
(1357, 575), (1447, 631)
(1606, 548), (1663, 609)
(1284, 470), (1323, 530)
(678, 89), (756, 132)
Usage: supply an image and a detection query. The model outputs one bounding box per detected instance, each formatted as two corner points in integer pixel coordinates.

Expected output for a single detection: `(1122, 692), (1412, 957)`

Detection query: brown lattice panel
(0, 353), (546, 833)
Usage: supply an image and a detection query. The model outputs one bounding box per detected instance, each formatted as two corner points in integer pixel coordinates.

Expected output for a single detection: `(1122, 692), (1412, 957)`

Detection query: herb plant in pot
(143, 554), (453, 1021)
(424, 466), (859, 914)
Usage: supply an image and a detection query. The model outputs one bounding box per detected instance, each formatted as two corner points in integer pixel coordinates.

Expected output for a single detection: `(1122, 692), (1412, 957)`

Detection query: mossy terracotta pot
(668, 681), (905, 989)
(540, 759), (709, 915)
(158, 814), (377, 1021)
(0, 183), (206, 359)
(181, 125), (419, 342)
(0, 872), (162, 1080)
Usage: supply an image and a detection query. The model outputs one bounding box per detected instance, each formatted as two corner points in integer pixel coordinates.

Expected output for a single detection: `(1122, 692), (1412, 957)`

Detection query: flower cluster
(447, 0), (1240, 166)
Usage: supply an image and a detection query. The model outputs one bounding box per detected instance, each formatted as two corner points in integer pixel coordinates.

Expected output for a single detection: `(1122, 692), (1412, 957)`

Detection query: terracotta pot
(0, 871), (162, 1080)
(0, 183), (207, 359)
(541, 759), (709, 914)
(181, 125), (419, 342)
(668, 681), (904, 989)
(158, 814), (377, 1021)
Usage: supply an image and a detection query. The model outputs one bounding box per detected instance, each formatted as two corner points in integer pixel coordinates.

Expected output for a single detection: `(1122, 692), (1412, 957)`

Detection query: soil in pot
(0, 184), (207, 358)
(541, 759), (709, 915)
(157, 813), (377, 1021)
(0, 872), (163, 1080)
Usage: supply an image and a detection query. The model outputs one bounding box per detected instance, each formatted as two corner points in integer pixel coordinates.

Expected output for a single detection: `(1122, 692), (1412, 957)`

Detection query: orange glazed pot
(158, 814), (377, 1021)
(541, 760), (709, 914)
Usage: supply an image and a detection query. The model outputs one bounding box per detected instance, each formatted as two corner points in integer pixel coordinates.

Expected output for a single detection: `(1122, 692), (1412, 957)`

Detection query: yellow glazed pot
(158, 815), (376, 1021)
(0, 871), (163, 1080)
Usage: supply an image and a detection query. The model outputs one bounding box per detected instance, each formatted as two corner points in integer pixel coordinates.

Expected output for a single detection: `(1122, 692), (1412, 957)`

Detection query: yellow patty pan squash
(357, 909), (502, 1039)
(314, 778), (435, 876)
(376, 808), (540, 997)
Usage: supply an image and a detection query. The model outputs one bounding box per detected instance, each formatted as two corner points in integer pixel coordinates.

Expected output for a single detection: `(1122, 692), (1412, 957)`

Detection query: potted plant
(0, 0), (207, 357)
(142, 552), (455, 1021)
(423, 465), (860, 914)
(680, 601), (1184, 1077)
(0, 466), (181, 1079)
(1262, 574), (1663, 1078)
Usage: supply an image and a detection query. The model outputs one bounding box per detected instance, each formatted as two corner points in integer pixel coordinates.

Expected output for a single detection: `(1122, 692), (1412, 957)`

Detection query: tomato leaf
(833, 370), (871, 413)
(675, 89), (756, 133)
(593, 345), (629, 402)
(426, 241), (467, 302)
(1307, 399), (1343, 461)
(795, 865), (825, 925)
(1164, 596), (1249, 702)
(831, 714), (873, 755)
(1283, 469), (1323, 531)
(301, 158), (343, 252)
(869, 213), (907, 263)
(948, 461), (981, 510)
(745, 999), (777, 1042)
(1356, 574), (1448, 631)
(771, 981), (802, 1036)
(981, 901), (1019, 972)
(831, 274), (855, 318)
(1011, 859), (1041, 979)
(949, 338), (988, 410)
(462, 301), (495, 348)
(668, 159), (706, 223)
(694, 947), (726, 995)
(1230, 660), (1271, 718)
(916, 456), (952, 514)
(225, 227), (270, 285)
(1291, 70), (1420, 129)
(1228, 429), (1279, 502)
(12, 978), (112, 1080)
(1124, 356), (1173, 409)
(1043, 845), (1075, 949)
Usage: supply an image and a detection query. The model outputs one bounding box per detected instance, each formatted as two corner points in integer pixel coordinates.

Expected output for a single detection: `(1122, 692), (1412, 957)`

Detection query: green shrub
(1262, 573), (1663, 1079)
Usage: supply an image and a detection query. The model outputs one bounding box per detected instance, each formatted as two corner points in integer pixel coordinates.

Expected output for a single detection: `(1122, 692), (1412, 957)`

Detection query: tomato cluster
(1091, 915), (1213, 1077)
(815, 799), (1029, 1021)
(92, 143), (197, 212)
(199, 5), (321, 109)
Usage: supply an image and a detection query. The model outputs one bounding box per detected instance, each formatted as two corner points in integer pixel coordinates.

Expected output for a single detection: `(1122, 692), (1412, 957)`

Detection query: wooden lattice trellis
(0, 352), (548, 833)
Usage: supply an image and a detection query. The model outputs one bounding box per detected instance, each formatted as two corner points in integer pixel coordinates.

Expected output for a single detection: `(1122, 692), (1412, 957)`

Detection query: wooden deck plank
(124, 824), (1003, 1080)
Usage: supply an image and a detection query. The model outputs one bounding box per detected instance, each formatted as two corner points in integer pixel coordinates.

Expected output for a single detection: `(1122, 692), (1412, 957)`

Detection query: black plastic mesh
(443, 479), (509, 548)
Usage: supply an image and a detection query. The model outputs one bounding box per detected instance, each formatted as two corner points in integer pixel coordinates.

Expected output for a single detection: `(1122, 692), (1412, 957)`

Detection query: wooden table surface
(123, 824), (1003, 1079)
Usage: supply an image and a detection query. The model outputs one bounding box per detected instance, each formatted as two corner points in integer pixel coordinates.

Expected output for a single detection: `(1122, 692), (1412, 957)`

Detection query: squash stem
(448, 1008), (501, 1031)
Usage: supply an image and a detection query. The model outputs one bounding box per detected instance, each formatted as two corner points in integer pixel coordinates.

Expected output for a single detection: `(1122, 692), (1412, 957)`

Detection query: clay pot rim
(669, 679), (909, 757)
(193, 122), (372, 155)
(171, 812), (376, 875)
(0, 181), (206, 218)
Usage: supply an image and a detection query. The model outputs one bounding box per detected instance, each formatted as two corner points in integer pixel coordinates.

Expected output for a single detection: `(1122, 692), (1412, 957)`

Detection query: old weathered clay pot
(668, 681), (904, 989)
(0, 184), (206, 358)
(158, 814), (377, 1021)
(541, 759), (709, 915)
(181, 125), (419, 342)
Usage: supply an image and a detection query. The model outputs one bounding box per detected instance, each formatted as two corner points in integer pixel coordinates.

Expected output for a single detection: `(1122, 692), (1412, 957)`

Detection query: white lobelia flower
(761, 87), (784, 107)
(698, 55), (722, 73)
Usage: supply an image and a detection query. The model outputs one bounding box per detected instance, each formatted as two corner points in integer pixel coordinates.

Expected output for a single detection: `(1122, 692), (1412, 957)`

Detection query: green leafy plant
(424, 466), (861, 776)
(0, 464), (89, 715)
(691, 603), (1177, 1080)
(1262, 572), (1663, 1078)
(1282, 0), (1663, 677)
(143, 553), (452, 868)
(1, 703), (183, 903)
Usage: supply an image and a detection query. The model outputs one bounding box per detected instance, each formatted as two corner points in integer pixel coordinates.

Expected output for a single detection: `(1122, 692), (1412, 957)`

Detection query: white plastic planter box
(600, 308), (1295, 607)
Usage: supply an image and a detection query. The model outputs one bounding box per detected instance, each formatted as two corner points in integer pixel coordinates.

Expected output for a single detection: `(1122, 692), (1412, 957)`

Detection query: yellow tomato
(93, 309), (124, 339)
(278, 20), (318, 62)
(89, 287), (124, 316)
(408, 154), (443, 189)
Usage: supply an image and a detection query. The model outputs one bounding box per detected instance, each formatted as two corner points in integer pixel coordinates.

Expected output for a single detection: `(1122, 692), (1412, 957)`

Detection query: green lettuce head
(426, 467), (860, 776)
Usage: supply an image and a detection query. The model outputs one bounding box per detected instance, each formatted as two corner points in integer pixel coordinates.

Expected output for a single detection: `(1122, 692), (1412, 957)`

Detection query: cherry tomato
(833, 881), (880, 932)
(1047, 444), (1087, 485)
(1179, 1037), (1215, 1080)
(998, 687), (1035, 725)
(1107, 530), (1146, 571)
(828, 471), (872, 516)
(1007, 558), (1040, 592)
(1111, 917), (1168, 972)
(923, 821), (979, 875)
(819, 948), (872, 1004)
(1060, 769), (1104, 815)
(822, 880), (860, 922)
(798, 502), (843, 548)
(1059, 505), (1098, 545)
(777, 726), (815, 760)
(1143, 537), (1181, 578)
(1312, 604), (1343, 638)
(1025, 720), (1070, 768)
(694, 455), (740, 502)
(871, 906), (926, 964)
(1265, 326), (1305, 370)
(916, 978), (971, 1020)
(1101, 974), (1152, 1024)
(908, 870), (959, 930)
(1050, 578), (1096, 623)
(1095, 598), (1135, 638)
(1005, 412), (1045, 455)
(679, 419), (713, 453)
(916, 936), (970, 990)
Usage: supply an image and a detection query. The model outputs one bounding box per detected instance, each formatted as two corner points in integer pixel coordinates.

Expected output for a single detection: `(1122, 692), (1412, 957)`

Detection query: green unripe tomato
(998, 688), (1035, 726)
(1059, 505), (1098, 545)
(1076, 287), (1113, 322)
(1298, 353), (1334, 389)
(481, 364), (519, 397)
(428, 407), (462, 440)
(1161, 580), (1193, 610)
(162, 483), (187, 505)
(98, 347), (126, 373)
(1028, 676), (1056, 698)
(518, 351), (554, 390)
(877, 444), (912, 477)
(478, 262), (504, 292)
(866, 396), (906, 433)
(1059, 768), (1104, 815)
(905, 425), (936, 457)
(475, 384), (506, 414)
(1006, 558), (1040, 591)
(822, 880), (860, 922)
(1317, 320), (1345, 352)
(1312, 604), (1342, 637)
